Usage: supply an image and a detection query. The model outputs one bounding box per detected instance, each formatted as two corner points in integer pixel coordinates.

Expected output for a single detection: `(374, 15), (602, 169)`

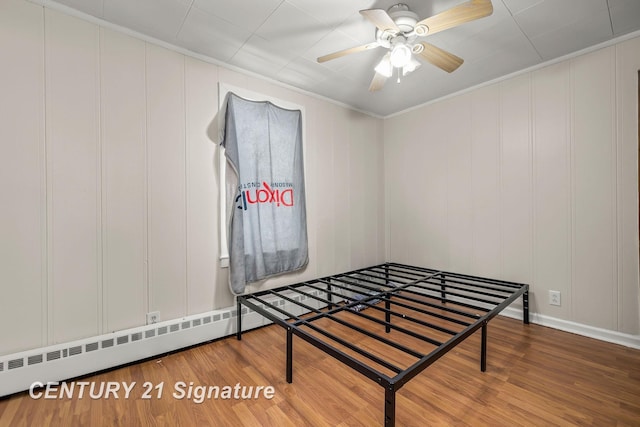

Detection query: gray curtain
(221, 93), (308, 294)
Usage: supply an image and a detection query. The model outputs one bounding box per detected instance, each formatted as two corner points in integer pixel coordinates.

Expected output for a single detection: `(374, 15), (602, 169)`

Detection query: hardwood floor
(1, 315), (639, 426)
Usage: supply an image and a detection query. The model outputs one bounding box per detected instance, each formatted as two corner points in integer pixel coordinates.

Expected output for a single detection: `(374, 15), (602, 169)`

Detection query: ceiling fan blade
(369, 72), (388, 92)
(317, 42), (379, 63)
(417, 42), (464, 73)
(360, 9), (401, 33)
(417, 0), (493, 36)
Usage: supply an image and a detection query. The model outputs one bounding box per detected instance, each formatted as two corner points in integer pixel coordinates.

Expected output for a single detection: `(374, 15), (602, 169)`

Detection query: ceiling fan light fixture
(402, 58), (421, 76)
(374, 55), (393, 78)
(389, 43), (412, 68)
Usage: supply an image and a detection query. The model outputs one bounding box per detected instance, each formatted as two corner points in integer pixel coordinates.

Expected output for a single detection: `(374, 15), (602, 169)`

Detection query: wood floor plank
(1, 316), (639, 426)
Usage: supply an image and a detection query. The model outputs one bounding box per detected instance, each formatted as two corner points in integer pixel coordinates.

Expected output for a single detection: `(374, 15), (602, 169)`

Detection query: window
(217, 84), (306, 269)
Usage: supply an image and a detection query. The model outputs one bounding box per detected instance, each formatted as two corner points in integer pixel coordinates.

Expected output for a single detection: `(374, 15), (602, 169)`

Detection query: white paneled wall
(571, 48), (617, 329)
(445, 97), (473, 275)
(617, 37), (640, 333)
(0, 0), (385, 356)
(46, 9), (101, 344)
(146, 44), (188, 322)
(470, 86), (501, 278)
(332, 110), (352, 273)
(532, 62), (571, 321)
(0, 0), (46, 352)
(500, 76), (533, 285)
(314, 103), (337, 275)
(100, 28), (147, 333)
(385, 41), (640, 334)
(185, 56), (219, 316)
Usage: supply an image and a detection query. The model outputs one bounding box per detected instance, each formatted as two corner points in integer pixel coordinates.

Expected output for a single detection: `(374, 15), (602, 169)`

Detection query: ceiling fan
(317, 0), (493, 91)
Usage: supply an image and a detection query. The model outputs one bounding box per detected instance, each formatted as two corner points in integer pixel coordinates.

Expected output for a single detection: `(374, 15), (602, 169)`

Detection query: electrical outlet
(146, 311), (160, 324)
(549, 290), (561, 306)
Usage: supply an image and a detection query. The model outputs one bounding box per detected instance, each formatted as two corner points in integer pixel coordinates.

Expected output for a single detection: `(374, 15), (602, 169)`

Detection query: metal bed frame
(236, 262), (529, 426)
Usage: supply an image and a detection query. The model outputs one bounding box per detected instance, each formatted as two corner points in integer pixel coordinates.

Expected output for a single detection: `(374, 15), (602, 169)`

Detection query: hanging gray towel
(221, 93), (308, 294)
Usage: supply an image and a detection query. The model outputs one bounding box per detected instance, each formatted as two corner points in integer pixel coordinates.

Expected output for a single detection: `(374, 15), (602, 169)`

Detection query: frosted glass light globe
(390, 44), (411, 68)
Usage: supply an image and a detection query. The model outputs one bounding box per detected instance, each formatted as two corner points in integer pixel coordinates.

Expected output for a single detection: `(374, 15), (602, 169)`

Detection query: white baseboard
(500, 307), (640, 350)
(2, 297), (638, 398)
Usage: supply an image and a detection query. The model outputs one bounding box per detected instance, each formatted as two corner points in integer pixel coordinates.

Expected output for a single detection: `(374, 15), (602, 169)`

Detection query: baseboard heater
(0, 290), (326, 397)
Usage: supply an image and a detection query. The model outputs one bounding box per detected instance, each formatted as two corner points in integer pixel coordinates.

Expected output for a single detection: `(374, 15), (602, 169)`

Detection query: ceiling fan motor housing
(388, 3), (418, 33)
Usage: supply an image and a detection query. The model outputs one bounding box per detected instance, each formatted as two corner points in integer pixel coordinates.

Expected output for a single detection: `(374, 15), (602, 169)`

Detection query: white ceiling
(45, 0), (640, 116)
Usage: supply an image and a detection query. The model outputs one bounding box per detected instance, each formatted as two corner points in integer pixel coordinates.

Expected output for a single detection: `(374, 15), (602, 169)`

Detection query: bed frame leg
(523, 291), (530, 324)
(236, 299), (242, 341)
(480, 321), (487, 372)
(384, 387), (396, 427)
(384, 264), (389, 285)
(440, 274), (446, 304)
(384, 263), (392, 333)
(286, 328), (293, 383)
(385, 294), (391, 333)
(327, 284), (333, 310)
